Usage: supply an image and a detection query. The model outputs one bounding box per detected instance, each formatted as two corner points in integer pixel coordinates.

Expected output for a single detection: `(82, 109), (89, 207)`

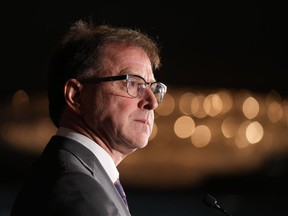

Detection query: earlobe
(64, 79), (82, 114)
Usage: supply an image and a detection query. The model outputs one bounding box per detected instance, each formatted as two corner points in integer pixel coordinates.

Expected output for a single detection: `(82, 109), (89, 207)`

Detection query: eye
(126, 79), (138, 88)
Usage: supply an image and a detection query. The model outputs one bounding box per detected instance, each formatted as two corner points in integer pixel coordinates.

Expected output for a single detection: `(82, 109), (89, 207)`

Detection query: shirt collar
(56, 127), (119, 183)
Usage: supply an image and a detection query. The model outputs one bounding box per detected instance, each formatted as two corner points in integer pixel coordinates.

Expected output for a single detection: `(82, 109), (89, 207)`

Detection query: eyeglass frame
(78, 74), (167, 104)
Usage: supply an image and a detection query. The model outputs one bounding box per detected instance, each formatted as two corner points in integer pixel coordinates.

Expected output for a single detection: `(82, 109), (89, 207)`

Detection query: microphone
(203, 194), (232, 216)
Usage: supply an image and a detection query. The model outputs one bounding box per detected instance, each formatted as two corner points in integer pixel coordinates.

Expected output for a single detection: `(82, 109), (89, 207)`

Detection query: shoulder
(42, 135), (97, 172)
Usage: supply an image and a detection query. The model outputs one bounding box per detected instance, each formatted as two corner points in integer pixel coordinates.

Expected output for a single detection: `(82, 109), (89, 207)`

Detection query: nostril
(143, 101), (158, 110)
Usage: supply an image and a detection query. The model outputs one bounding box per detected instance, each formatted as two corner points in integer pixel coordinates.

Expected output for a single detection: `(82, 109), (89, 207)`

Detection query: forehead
(102, 43), (150, 64)
(101, 43), (154, 79)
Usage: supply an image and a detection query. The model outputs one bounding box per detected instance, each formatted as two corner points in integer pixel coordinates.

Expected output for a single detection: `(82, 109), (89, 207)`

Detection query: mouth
(135, 119), (149, 125)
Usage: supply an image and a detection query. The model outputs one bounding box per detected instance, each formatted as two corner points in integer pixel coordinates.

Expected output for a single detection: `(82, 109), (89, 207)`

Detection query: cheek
(110, 100), (139, 130)
(100, 97), (133, 122)
(112, 100), (133, 120)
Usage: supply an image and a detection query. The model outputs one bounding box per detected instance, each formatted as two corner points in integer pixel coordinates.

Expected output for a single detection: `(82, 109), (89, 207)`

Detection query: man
(10, 19), (167, 216)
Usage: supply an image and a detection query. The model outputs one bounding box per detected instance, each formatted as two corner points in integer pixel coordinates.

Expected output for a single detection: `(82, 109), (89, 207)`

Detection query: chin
(138, 140), (149, 149)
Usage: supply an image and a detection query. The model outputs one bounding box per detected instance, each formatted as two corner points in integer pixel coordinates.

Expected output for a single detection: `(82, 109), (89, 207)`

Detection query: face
(80, 43), (158, 154)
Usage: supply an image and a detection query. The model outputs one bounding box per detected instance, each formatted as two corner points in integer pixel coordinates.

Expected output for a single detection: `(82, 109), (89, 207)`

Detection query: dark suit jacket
(10, 135), (131, 216)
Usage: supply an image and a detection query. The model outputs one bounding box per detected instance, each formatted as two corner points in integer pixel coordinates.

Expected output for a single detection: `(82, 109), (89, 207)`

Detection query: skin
(60, 43), (159, 165)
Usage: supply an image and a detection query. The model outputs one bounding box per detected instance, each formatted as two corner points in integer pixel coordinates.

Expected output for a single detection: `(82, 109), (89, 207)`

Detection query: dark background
(2, 1), (288, 98)
(1, 1), (288, 216)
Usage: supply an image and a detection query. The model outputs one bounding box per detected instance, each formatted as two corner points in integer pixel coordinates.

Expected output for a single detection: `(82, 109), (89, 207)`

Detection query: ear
(64, 79), (83, 114)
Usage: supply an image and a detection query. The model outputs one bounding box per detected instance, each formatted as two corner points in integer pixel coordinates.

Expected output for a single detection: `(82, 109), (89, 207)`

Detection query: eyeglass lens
(126, 76), (166, 103)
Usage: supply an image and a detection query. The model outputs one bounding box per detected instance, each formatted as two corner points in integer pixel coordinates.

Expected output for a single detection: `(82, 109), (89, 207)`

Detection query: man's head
(47, 19), (166, 155)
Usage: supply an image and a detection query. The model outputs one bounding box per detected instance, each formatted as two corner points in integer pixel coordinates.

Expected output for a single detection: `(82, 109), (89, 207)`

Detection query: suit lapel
(48, 135), (131, 215)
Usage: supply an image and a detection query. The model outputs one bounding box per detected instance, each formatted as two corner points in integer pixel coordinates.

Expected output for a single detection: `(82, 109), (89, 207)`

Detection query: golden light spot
(242, 96), (259, 119)
(267, 101), (283, 123)
(156, 93), (175, 116)
(246, 121), (264, 144)
(191, 125), (211, 148)
(178, 92), (195, 115)
(174, 116), (195, 138)
(203, 93), (223, 117)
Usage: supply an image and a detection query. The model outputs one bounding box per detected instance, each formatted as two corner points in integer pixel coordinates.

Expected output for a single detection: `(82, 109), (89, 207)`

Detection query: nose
(138, 87), (158, 110)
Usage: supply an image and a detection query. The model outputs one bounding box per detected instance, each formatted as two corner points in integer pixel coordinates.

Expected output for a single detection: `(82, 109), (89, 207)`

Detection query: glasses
(79, 74), (167, 104)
